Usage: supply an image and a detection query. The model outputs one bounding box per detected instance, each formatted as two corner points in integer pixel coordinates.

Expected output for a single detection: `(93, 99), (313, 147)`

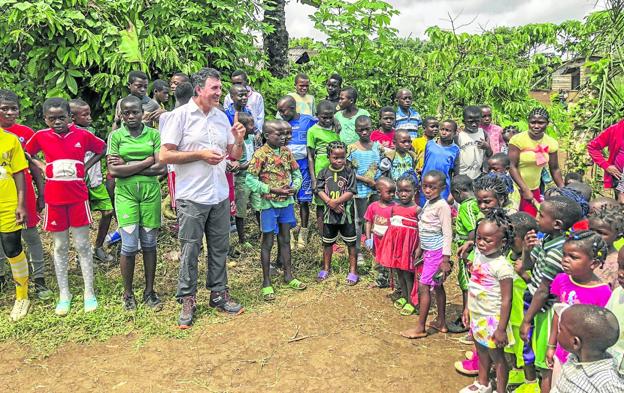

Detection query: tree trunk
(263, 0), (289, 77)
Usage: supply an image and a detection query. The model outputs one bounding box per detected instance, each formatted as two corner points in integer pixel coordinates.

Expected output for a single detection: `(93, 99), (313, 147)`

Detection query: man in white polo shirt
(160, 67), (247, 328)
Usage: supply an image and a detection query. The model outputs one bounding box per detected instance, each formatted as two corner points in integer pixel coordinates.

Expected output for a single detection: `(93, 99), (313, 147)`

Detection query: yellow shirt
(509, 132), (558, 190)
(412, 136), (429, 170)
(0, 130), (28, 205)
(288, 92), (315, 116)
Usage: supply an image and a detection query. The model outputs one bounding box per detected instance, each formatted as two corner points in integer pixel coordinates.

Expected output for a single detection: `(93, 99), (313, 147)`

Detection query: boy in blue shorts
(246, 120), (306, 301)
(277, 95), (318, 248)
(69, 99), (114, 263)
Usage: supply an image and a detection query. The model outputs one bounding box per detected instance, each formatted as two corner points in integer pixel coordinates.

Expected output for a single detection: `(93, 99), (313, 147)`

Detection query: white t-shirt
(468, 251), (514, 316)
(160, 99), (234, 205)
(458, 128), (486, 180)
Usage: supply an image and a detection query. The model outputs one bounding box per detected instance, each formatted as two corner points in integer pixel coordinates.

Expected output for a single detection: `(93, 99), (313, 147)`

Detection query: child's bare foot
(426, 320), (448, 333)
(400, 327), (427, 339)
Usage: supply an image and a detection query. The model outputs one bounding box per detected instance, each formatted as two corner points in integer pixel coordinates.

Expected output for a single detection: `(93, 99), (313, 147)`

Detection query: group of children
(0, 68), (623, 392)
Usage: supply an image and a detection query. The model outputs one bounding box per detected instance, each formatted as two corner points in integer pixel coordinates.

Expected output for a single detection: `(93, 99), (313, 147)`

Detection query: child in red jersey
(26, 98), (106, 316)
(0, 89), (51, 299)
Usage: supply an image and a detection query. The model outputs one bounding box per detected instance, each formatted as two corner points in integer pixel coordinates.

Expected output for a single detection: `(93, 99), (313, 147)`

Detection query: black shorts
(322, 222), (357, 246)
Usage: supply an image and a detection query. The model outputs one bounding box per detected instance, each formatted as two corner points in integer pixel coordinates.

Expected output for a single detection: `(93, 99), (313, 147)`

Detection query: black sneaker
(143, 291), (163, 312)
(123, 294), (137, 311)
(178, 296), (196, 329)
(447, 316), (469, 333)
(209, 290), (244, 315)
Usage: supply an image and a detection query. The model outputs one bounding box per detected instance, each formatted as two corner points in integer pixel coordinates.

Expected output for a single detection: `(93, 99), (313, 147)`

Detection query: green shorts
(89, 183), (113, 212)
(532, 308), (553, 370)
(114, 181), (161, 228)
(234, 175), (254, 219)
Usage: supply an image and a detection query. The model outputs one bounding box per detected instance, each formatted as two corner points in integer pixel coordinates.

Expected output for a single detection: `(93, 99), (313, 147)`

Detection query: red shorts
(44, 201), (92, 232)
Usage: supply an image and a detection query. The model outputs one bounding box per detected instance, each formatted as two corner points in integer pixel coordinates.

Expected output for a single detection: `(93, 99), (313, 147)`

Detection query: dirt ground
(0, 283), (472, 392)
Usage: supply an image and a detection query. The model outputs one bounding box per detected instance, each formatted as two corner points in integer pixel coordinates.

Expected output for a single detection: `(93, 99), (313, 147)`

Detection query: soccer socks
(8, 251), (28, 300)
(71, 226), (95, 300)
(52, 230), (72, 301)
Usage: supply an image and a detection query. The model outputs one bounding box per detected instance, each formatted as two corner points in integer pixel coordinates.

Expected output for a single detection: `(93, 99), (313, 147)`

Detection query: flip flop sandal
(286, 278), (307, 290)
(393, 297), (407, 310)
(346, 272), (359, 286)
(261, 286), (275, 301)
(400, 303), (416, 316)
(316, 270), (329, 282)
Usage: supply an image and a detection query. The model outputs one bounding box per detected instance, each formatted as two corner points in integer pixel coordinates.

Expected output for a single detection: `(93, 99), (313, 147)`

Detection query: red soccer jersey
(25, 124), (106, 205)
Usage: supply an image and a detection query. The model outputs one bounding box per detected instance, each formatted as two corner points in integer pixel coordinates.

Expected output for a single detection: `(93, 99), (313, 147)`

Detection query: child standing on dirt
(401, 170), (452, 339)
(0, 89), (50, 300)
(517, 196), (583, 393)
(370, 106), (396, 149)
(0, 127), (30, 321)
(246, 120), (306, 301)
(315, 141), (358, 285)
(364, 177), (396, 288)
(347, 115), (381, 267)
(449, 174), (480, 334)
(378, 175), (421, 316)
(307, 100), (341, 234)
(459, 209), (515, 393)
(69, 99), (115, 264)
(419, 120), (460, 206)
(26, 98), (107, 316)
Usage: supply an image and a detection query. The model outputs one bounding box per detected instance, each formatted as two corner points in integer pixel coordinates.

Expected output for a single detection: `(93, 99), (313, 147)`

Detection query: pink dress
(551, 273), (612, 363)
(363, 201), (395, 262)
(482, 124), (505, 154)
(378, 204), (419, 271)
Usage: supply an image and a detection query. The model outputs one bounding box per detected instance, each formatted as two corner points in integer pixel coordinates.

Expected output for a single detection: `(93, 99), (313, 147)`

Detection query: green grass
(0, 222), (365, 358)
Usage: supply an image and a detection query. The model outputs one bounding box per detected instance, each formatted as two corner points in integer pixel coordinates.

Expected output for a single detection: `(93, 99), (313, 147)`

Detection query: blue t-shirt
(224, 104), (253, 126)
(395, 107), (422, 139)
(287, 114), (317, 161)
(419, 140), (460, 206)
(347, 142), (381, 198)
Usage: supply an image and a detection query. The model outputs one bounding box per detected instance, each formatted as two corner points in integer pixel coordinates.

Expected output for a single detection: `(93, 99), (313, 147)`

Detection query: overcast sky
(286, 0), (604, 40)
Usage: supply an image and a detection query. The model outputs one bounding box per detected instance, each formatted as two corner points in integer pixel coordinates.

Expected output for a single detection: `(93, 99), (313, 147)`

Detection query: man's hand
(477, 139), (490, 150)
(231, 112), (246, 142)
(546, 347), (556, 369)
(457, 241), (474, 260)
(201, 150), (225, 165)
(440, 256), (451, 279)
(521, 188), (535, 203)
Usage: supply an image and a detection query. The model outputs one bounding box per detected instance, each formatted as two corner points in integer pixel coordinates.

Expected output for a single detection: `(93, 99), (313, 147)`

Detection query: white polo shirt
(160, 99), (234, 205)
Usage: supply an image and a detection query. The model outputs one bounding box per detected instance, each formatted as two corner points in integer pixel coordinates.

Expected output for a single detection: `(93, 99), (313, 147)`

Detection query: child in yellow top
(0, 129), (30, 321)
(412, 117), (439, 172)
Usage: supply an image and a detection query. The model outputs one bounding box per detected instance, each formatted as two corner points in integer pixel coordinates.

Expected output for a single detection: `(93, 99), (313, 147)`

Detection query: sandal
(316, 270), (329, 282)
(346, 272), (359, 286)
(393, 297), (407, 310)
(286, 278), (307, 290)
(400, 303), (416, 316)
(261, 286), (275, 301)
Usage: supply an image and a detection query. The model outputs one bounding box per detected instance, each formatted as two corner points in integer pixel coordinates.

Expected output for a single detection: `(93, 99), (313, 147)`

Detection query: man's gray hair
(191, 67), (221, 93)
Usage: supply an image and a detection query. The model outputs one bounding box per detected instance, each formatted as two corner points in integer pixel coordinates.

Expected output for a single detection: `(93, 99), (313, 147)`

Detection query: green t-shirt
(455, 197), (480, 242)
(307, 124), (340, 176)
(106, 125), (160, 186)
(335, 108), (370, 146)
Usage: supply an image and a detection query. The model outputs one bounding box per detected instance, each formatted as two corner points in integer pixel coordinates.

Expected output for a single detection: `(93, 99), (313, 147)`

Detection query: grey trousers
(175, 198), (230, 298)
(0, 226), (45, 279)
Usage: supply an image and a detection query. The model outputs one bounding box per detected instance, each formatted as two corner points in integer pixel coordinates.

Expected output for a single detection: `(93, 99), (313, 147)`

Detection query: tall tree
(263, 0), (289, 77)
